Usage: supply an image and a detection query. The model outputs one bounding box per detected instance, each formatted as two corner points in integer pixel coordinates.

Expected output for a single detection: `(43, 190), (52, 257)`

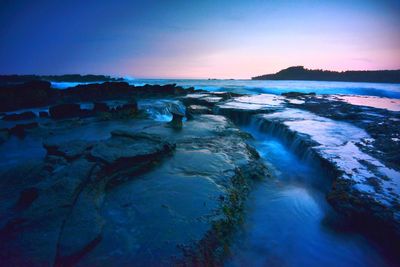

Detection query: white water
(51, 79), (400, 98)
(226, 126), (393, 267)
(128, 79), (400, 98)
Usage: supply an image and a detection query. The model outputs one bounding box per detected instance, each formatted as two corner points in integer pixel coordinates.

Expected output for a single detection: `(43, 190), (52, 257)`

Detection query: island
(252, 66), (400, 83)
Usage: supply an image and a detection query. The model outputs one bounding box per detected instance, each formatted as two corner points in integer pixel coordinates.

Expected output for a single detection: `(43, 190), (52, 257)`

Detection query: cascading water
(252, 117), (318, 162)
(225, 122), (393, 267)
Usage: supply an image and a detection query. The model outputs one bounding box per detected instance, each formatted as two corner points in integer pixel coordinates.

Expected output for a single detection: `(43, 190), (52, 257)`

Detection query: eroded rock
(9, 122), (38, 137)
(49, 103), (82, 119)
(0, 114), (266, 266)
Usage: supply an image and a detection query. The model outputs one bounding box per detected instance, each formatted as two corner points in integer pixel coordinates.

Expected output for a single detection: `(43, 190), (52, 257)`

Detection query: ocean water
(51, 79), (400, 98)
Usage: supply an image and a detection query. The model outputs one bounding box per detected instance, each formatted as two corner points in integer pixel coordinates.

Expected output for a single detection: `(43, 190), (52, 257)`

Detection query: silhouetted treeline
(252, 66), (400, 83)
(0, 74), (122, 84)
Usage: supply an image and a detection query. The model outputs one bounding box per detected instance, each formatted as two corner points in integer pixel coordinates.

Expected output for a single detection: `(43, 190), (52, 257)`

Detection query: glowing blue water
(128, 79), (400, 98)
(226, 127), (394, 267)
(50, 81), (102, 89)
(50, 79), (400, 98)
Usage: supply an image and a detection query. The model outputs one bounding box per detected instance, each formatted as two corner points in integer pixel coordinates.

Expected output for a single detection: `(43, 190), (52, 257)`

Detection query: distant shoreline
(252, 66), (400, 84)
(0, 74), (122, 84)
(1, 70), (400, 85)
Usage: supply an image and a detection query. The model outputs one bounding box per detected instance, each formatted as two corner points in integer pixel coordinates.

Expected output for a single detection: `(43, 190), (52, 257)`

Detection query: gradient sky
(0, 0), (399, 78)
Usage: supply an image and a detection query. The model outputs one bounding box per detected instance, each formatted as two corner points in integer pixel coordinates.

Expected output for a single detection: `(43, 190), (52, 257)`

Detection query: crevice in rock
(53, 163), (99, 267)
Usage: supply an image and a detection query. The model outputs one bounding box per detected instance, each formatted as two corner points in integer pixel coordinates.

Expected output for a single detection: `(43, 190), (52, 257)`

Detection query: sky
(0, 0), (399, 78)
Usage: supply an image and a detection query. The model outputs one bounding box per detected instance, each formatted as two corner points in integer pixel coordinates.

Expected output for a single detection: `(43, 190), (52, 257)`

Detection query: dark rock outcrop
(8, 122), (38, 137)
(0, 74), (122, 84)
(49, 104), (82, 119)
(2, 111), (36, 121)
(92, 102), (109, 113)
(0, 81), (54, 112)
(39, 111), (49, 118)
(282, 91), (316, 98)
(111, 103), (138, 114)
(252, 66), (400, 83)
(0, 81), (198, 112)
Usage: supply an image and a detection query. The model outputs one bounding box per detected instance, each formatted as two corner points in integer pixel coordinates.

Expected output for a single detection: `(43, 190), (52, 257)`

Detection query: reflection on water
(329, 95), (400, 111)
(226, 127), (392, 267)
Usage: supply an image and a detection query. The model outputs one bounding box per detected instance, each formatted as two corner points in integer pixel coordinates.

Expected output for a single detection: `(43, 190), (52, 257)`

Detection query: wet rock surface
(285, 94), (400, 171)
(0, 108), (265, 266)
(49, 104), (83, 119)
(2, 111), (36, 121)
(1, 84), (399, 265)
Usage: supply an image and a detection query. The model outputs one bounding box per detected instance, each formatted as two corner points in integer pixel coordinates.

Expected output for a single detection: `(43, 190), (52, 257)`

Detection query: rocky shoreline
(0, 81), (267, 266)
(0, 81), (399, 265)
(182, 91), (400, 239)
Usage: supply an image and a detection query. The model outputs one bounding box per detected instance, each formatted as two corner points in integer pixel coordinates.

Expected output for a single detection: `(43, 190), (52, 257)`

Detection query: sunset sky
(0, 0), (399, 78)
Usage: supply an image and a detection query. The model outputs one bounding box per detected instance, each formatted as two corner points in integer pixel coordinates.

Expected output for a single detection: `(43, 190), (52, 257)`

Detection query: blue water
(226, 126), (394, 267)
(51, 79), (400, 98)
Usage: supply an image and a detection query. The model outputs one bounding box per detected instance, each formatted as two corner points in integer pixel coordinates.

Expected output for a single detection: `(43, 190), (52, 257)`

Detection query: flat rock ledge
(180, 92), (400, 238)
(0, 114), (267, 266)
(0, 131), (175, 266)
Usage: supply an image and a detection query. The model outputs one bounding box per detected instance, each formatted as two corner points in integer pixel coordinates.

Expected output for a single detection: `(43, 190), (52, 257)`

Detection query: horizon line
(1, 66), (400, 80)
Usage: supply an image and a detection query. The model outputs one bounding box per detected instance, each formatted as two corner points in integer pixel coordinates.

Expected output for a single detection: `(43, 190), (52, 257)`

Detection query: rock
(0, 81), (54, 112)
(0, 129), (9, 143)
(44, 140), (94, 161)
(90, 131), (174, 167)
(92, 102), (109, 113)
(168, 103), (186, 128)
(115, 103), (138, 114)
(15, 187), (39, 210)
(77, 115), (266, 266)
(141, 83), (186, 95)
(186, 105), (212, 119)
(0, 128), (177, 266)
(181, 93), (224, 107)
(8, 122), (38, 137)
(39, 111), (49, 118)
(0, 158), (96, 266)
(47, 101), (138, 120)
(0, 81), (197, 113)
(282, 91), (316, 98)
(107, 102), (138, 119)
(49, 103), (82, 119)
(0, 112), (269, 266)
(2, 111), (36, 121)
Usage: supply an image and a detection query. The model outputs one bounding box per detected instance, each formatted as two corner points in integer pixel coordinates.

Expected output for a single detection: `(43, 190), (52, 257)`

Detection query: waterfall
(252, 117), (316, 160)
(214, 106), (263, 126)
(214, 105), (338, 190)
